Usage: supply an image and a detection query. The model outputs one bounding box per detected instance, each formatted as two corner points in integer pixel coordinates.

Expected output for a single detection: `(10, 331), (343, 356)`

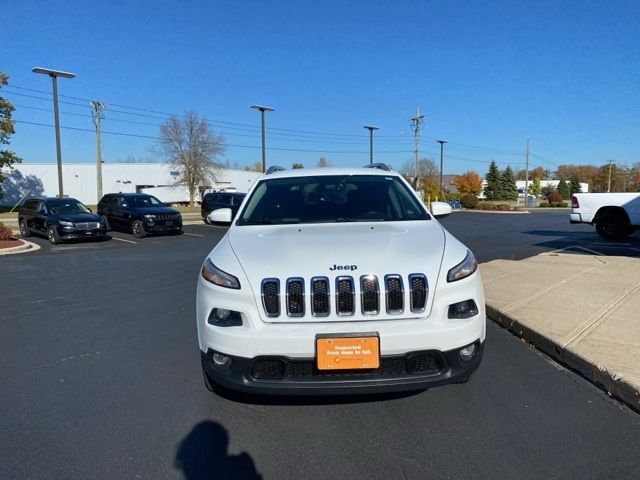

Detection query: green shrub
(539, 202), (549, 207)
(460, 194), (479, 209)
(496, 204), (511, 211)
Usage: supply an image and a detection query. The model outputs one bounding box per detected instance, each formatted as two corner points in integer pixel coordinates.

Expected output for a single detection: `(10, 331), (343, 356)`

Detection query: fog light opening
(459, 343), (476, 362)
(212, 353), (232, 368)
(208, 308), (243, 327)
(448, 299), (479, 319)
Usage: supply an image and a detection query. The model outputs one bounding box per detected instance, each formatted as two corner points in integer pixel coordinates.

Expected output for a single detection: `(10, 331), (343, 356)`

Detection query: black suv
(201, 191), (246, 224)
(18, 197), (106, 245)
(97, 193), (182, 238)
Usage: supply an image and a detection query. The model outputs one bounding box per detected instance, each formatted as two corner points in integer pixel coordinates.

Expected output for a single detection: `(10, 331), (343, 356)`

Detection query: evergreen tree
(484, 161), (500, 200)
(569, 174), (582, 195)
(557, 178), (570, 199)
(499, 166), (518, 200)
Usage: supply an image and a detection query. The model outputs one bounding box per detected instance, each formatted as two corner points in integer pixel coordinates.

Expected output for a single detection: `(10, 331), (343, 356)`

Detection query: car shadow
(175, 420), (262, 480)
(212, 387), (423, 406)
(522, 229), (640, 258)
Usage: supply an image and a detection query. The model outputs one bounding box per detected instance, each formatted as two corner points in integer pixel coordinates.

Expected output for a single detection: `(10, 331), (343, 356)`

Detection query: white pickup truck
(570, 193), (640, 239)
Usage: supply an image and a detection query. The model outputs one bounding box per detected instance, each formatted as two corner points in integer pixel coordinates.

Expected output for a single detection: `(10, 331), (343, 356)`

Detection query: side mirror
(430, 201), (452, 219)
(210, 208), (233, 224)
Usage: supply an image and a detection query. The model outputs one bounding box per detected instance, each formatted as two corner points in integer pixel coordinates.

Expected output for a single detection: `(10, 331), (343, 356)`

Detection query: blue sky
(2, 0), (639, 174)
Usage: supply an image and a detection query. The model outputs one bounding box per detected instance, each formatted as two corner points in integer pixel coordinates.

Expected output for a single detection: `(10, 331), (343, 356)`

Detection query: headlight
(201, 258), (241, 289)
(59, 221), (74, 227)
(144, 214), (157, 221)
(447, 250), (478, 282)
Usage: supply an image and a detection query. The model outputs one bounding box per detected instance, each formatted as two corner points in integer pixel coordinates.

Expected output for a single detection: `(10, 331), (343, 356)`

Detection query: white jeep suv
(196, 164), (485, 395)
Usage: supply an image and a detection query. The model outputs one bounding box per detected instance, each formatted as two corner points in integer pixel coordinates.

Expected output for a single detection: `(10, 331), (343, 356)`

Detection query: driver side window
(116, 196), (127, 208)
(36, 201), (47, 215)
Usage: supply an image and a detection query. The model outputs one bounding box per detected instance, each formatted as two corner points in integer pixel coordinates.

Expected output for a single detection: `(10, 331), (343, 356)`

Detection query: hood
(228, 221), (446, 323)
(57, 212), (102, 223)
(132, 206), (179, 215)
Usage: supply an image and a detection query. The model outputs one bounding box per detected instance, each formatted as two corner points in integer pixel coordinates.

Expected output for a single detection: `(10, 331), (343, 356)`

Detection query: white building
(515, 180), (589, 193)
(0, 162), (262, 206)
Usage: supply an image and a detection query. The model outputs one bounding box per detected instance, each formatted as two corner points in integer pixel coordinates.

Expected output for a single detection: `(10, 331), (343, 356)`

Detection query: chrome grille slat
(409, 273), (428, 313)
(335, 276), (355, 316)
(286, 278), (305, 317)
(384, 274), (404, 314)
(311, 277), (330, 317)
(261, 279), (280, 317)
(260, 274), (426, 318)
(360, 275), (379, 314)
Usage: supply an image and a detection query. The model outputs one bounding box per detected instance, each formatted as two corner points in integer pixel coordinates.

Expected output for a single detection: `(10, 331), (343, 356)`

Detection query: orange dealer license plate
(316, 335), (380, 370)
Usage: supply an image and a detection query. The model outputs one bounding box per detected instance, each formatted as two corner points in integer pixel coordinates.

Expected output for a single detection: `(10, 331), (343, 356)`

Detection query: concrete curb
(486, 304), (640, 413)
(0, 239), (41, 256)
(455, 209), (531, 215)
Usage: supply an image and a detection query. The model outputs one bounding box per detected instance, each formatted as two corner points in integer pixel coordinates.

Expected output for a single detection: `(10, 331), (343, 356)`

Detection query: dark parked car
(201, 191), (246, 224)
(18, 197), (106, 245)
(97, 193), (183, 238)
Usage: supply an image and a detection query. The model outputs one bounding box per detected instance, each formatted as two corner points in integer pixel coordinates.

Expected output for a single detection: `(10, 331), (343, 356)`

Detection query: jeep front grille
(259, 274), (429, 318)
(336, 276), (355, 316)
(360, 275), (379, 314)
(286, 278), (305, 317)
(384, 274), (404, 314)
(261, 279), (280, 317)
(409, 274), (428, 313)
(311, 277), (330, 316)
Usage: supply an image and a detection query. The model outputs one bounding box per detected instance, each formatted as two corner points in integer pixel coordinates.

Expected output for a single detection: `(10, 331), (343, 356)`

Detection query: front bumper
(202, 341), (483, 395)
(59, 228), (106, 240)
(143, 222), (182, 233)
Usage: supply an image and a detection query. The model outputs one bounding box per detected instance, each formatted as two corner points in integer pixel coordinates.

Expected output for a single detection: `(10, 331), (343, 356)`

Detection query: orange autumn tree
(453, 171), (483, 195)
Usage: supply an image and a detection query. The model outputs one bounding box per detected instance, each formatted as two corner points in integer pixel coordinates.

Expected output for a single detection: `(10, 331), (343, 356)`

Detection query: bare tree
(157, 110), (226, 205)
(317, 157), (332, 168)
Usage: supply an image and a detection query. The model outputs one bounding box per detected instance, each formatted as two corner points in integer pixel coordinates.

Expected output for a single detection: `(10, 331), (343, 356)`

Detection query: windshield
(48, 199), (91, 215)
(128, 195), (163, 208)
(237, 175), (429, 225)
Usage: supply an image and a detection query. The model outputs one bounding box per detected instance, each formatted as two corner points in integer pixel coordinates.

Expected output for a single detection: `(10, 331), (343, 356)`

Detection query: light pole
(32, 67), (75, 197)
(251, 104), (275, 172)
(363, 125), (379, 164)
(436, 140), (447, 197)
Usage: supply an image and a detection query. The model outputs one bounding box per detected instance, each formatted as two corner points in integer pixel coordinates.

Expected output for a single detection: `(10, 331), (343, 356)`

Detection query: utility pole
(363, 125), (379, 164)
(437, 140), (447, 197)
(524, 137), (530, 207)
(250, 105), (275, 172)
(32, 67), (76, 197)
(90, 101), (106, 202)
(607, 160), (613, 192)
(410, 108), (425, 186)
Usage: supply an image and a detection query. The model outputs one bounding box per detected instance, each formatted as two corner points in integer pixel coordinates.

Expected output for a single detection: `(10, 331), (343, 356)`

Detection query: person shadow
(175, 421), (262, 480)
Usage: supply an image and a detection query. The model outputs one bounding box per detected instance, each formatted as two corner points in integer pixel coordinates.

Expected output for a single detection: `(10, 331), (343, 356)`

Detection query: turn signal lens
(201, 258), (241, 289)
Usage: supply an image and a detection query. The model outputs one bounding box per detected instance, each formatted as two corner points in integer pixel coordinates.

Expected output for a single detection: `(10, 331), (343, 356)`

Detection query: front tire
(132, 220), (146, 238)
(595, 212), (632, 240)
(47, 225), (61, 245)
(102, 215), (111, 232)
(19, 219), (31, 237)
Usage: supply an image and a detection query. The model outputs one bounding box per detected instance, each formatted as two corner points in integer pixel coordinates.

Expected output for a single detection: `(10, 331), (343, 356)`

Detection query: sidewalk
(481, 251), (640, 412)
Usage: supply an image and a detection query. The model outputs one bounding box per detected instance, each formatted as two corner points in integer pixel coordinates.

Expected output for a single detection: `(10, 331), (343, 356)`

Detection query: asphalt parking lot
(2, 210), (640, 479)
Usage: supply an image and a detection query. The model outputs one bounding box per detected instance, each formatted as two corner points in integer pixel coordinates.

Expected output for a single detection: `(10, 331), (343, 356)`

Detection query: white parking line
(195, 223), (229, 229)
(183, 232), (204, 237)
(111, 237), (137, 244)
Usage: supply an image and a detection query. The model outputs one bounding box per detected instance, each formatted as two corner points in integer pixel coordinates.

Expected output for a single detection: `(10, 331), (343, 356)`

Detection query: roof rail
(265, 166), (286, 175)
(363, 163), (391, 171)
